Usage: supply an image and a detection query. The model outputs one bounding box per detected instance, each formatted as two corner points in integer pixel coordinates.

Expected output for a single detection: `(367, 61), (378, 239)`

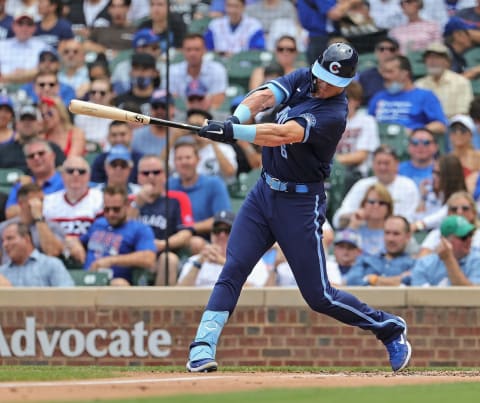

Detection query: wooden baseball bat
(68, 99), (202, 132)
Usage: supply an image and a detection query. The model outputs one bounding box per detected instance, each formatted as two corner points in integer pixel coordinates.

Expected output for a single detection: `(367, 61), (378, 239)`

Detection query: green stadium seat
(109, 49), (133, 72)
(377, 122), (410, 161)
(357, 52), (377, 73)
(464, 47), (480, 68)
(326, 159), (348, 222)
(69, 270), (110, 286)
(225, 51), (273, 88)
(407, 50), (426, 79)
(131, 268), (156, 286)
(0, 168), (23, 195)
(188, 16), (212, 34)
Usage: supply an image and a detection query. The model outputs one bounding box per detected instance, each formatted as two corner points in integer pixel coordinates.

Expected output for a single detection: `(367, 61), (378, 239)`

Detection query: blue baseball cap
(186, 80), (208, 98)
(133, 29), (160, 48)
(334, 229), (362, 248)
(444, 17), (477, 37)
(106, 144), (132, 164)
(0, 95), (14, 114)
(150, 89), (174, 106)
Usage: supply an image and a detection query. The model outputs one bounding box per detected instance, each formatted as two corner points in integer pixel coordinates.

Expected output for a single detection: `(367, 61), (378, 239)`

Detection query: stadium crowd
(1, 0), (480, 287)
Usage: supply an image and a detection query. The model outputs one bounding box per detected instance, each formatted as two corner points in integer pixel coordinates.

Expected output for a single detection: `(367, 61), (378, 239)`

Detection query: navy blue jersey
(262, 68), (348, 183)
(139, 196), (183, 240)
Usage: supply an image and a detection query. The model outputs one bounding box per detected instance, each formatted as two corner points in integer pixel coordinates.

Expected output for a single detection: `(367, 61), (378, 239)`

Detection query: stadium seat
(109, 49), (133, 72)
(217, 84), (246, 114)
(406, 50), (426, 79)
(0, 168), (23, 194)
(225, 51), (273, 88)
(326, 159), (348, 221)
(465, 47), (480, 68)
(357, 52), (377, 73)
(377, 122), (410, 161)
(131, 268), (156, 286)
(188, 16), (212, 34)
(69, 270), (110, 286)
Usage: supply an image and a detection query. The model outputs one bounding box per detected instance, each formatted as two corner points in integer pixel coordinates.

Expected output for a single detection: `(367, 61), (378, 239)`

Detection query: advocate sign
(0, 317), (172, 358)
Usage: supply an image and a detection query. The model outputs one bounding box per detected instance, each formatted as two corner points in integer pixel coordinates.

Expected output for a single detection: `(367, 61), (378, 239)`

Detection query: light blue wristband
(265, 83), (286, 105)
(232, 124), (257, 142)
(233, 104), (251, 123)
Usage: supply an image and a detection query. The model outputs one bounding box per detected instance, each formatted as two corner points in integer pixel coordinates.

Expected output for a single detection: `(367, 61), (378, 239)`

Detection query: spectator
(419, 191), (480, 256)
(134, 155), (193, 285)
(184, 80), (212, 112)
(0, 1), (13, 40)
(368, 55), (448, 135)
(0, 104), (65, 172)
(91, 120), (142, 184)
(43, 156), (103, 238)
(367, 0), (405, 30)
(443, 16), (480, 79)
(335, 81), (380, 184)
(177, 210), (269, 287)
(398, 127), (437, 189)
(0, 95), (15, 145)
(168, 140), (231, 254)
(138, 0), (186, 52)
(113, 52), (159, 116)
(39, 96), (86, 157)
(204, 0), (265, 56)
(411, 215), (480, 285)
(5, 139), (65, 219)
(81, 185), (157, 286)
(66, 0), (110, 41)
(84, 0), (137, 56)
(467, 96), (480, 149)
(95, 144), (140, 197)
(412, 154), (467, 232)
(6, 1), (39, 20)
(0, 11), (47, 84)
(333, 145), (420, 228)
(73, 78), (114, 147)
(345, 215), (415, 286)
(390, 0), (442, 54)
(0, 183), (65, 264)
(447, 114), (480, 176)
(415, 42), (474, 118)
(358, 36), (400, 106)
(455, 0), (480, 23)
(346, 183), (394, 256)
(131, 89), (175, 156)
(168, 33), (228, 111)
(245, 0), (296, 39)
(58, 38), (90, 98)
(35, 0), (74, 48)
(111, 28), (163, 96)
(249, 35), (298, 91)
(0, 222), (73, 287)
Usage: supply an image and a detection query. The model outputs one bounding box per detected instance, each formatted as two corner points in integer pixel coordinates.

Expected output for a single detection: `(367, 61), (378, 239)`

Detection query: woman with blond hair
(418, 191), (480, 257)
(39, 96), (86, 157)
(347, 182), (394, 255)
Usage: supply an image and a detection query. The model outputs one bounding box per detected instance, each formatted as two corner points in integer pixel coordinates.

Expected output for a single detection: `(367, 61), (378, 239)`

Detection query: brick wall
(0, 288), (479, 367)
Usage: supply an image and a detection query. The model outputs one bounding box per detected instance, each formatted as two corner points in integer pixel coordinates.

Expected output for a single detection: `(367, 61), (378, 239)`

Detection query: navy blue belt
(262, 171), (310, 194)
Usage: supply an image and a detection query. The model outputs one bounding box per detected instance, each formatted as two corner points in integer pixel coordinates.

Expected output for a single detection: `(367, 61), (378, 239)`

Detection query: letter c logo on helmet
(311, 43), (358, 88)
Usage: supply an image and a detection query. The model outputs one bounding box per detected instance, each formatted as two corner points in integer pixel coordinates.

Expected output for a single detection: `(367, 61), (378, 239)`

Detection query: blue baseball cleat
(385, 318), (412, 372)
(186, 358), (218, 373)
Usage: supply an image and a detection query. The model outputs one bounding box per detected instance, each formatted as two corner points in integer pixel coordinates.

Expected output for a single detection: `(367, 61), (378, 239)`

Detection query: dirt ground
(1, 371), (480, 403)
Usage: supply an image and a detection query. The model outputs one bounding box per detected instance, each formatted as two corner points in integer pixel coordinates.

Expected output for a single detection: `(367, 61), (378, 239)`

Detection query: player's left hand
(198, 120), (235, 143)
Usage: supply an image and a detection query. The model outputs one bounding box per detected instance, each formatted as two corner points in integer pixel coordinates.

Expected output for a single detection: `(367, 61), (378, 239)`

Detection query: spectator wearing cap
(345, 215), (415, 286)
(35, 0), (74, 49)
(111, 28), (164, 96)
(91, 120), (142, 184)
(131, 89), (175, 156)
(113, 52), (160, 116)
(137, 0), (186, 52)
(333, 145), (420, 228)
(66, 0), (110, 41)
(368, 54), (448, 135)
(185, 79), (210, 111)
(455, 0), (480, 25)
(447, 114), (480, 176)
(168, 33), (228, 110)
(95, 144), (141, 197)
(0, 95), (15, 145)
(6, 1), (40, 20)
(84, 0), (136, 56)
(443, 16), (480, 78)
(0, 11), (47, 84)
(389, 0), (442, 55)
(358, 37), (400, 106)
(58, 38), (90, 98)
(367, 0), (405, 31)
(415, 42), (473, 118)
(0, 104), (65, 172)
(177, 210), (269, 287)
(411, 215), (480, 285)
(0, 1), (13, 40)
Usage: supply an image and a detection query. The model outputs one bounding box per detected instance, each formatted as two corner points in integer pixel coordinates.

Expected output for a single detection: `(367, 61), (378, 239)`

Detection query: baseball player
(186, 43), (412, 373)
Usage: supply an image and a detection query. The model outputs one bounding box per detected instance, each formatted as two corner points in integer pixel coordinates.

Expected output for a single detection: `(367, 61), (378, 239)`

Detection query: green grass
(50, 383), (480, 403)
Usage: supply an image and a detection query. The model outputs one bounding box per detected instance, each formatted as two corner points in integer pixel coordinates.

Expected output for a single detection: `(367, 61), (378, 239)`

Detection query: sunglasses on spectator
(276, 47), (296, 53)
(104, 206), (123, 213)
(65, 167), (88, 175)
(459, 232), (474, 242)
(448, 205), (472, 213)
(37, 82), (57, 88)
(90, 90), (107, 96)
(450, 125), (470, 134)
(366, 199), (389, 206)
(140, 169), (163, 176)
(409, 138), (433, 146)
(26, 150), (47, 159)
(63, 49), (79, 55)
(376, 45), (396, 52)
(40, 56), (57, 63)
(110, 160), (129, 169)
(16, 19), (35, 27)
(212, 226), (231, 235)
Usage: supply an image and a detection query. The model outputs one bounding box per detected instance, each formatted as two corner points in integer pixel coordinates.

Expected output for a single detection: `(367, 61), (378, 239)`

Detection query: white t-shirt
(275, 257), (343, 287)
